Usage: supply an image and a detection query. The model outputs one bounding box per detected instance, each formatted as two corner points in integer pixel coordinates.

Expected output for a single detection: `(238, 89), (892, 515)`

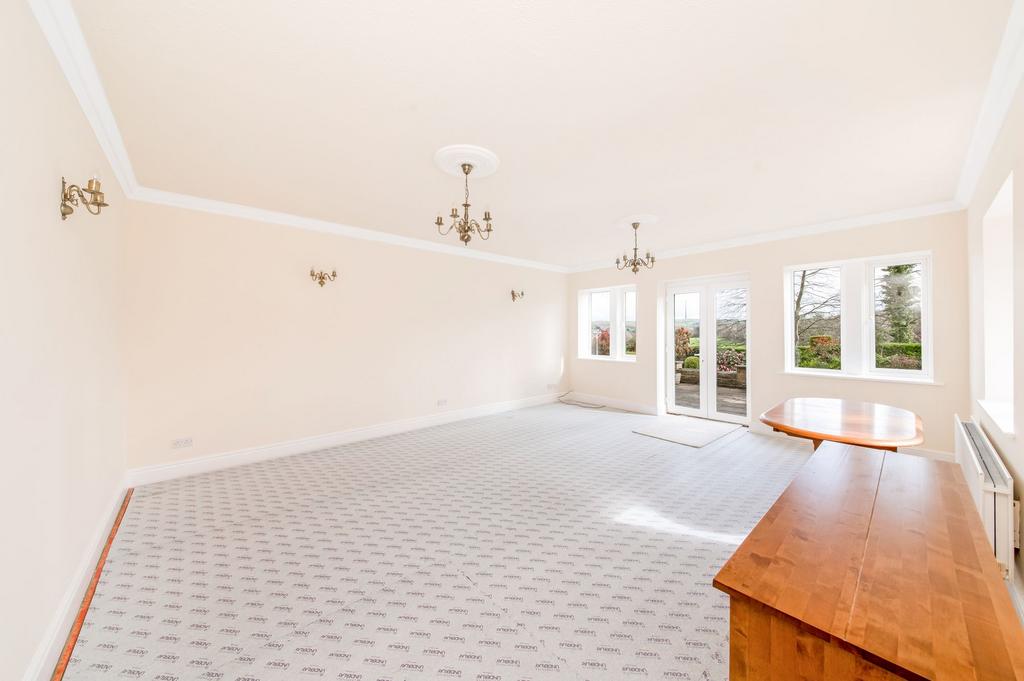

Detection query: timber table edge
(758, 398), (925, 450)
(710, 583), (931, 681)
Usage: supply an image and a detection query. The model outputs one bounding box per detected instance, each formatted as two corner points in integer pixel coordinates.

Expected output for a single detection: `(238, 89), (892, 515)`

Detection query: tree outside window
(792, 267), (841, 370)
(873, 263), (922, 370)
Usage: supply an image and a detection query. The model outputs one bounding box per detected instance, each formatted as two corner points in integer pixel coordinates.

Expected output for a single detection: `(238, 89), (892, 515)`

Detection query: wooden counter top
(713, 442), (1024, 680)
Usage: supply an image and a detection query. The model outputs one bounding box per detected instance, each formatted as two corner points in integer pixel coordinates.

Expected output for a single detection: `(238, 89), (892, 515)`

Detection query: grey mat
(633, 415), (741, 447)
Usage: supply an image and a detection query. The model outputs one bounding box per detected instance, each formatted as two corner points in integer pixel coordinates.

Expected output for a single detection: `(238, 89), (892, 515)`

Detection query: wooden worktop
(713, 442), (1024, 680)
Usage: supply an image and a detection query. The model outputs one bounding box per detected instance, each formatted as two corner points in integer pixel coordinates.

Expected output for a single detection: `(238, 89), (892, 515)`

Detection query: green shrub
(683, 356), (699, 369)
(876, 353), (921, 370)
(876, 342), (921, 359)
(797, 346), (841, 370)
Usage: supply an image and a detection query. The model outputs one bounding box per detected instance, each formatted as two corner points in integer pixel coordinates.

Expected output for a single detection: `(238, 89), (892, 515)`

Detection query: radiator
(954, 415), (1018, 581)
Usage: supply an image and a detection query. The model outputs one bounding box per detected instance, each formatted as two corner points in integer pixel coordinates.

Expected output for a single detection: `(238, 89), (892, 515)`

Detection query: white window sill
(781, 370), (941, 386)
(977, 399), (1015, 437)
(578, 355), (637, 363)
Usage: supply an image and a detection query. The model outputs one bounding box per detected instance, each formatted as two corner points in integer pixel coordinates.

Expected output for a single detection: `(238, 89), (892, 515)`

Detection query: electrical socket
(437, 399), (448, 407)
(171, 437), (193, 449)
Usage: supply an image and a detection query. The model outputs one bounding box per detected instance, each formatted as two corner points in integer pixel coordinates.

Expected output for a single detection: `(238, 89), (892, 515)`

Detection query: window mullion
(841, 262), (864, 375)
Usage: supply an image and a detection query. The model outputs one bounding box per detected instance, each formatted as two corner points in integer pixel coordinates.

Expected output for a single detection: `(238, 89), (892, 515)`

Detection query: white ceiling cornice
(26, 0), (570, 274)
(567, 200), (963, 273)
(29, 0), (1018, 273)
(134, 186), (571, 273)
(29, 0), (138, 194)
(955, 0), (1024, 206)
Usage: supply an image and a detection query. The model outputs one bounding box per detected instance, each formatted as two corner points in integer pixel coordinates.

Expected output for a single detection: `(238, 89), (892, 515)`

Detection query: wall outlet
(437, 399), (448, 407)
(171, 437), (193, 449)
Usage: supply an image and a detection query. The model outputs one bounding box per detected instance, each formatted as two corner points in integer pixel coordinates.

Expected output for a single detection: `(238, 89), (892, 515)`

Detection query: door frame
(664, 275), (751, 425)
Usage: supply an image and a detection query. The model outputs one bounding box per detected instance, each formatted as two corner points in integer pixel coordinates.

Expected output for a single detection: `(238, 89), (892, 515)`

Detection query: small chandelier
(616, 221), (655, 273)
(435, 163), (492, 245)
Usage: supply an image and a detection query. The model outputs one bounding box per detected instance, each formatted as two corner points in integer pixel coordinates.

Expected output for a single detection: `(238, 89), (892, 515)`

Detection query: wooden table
(713, 442), (1024, 680)
(760, 397), (924, 451)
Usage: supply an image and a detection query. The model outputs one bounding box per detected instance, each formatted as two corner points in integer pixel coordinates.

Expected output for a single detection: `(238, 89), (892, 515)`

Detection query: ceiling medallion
(616, 221), (656, 274)
(434, 145), (498, 246)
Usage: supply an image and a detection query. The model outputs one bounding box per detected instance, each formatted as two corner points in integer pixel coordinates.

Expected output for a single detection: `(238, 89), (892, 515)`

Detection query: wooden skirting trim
(50, 488), (134, 681)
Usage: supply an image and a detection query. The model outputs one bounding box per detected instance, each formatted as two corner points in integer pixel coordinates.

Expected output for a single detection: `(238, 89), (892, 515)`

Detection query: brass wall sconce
(511, 290), (525, 302)
(310, 268), (337, 287)
(60, 176), (109, 220)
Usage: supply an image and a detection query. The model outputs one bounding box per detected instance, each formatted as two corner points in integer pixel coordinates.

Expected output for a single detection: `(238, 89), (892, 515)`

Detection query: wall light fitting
(310, 268), (337, 287)
(60, 176), (109, 220)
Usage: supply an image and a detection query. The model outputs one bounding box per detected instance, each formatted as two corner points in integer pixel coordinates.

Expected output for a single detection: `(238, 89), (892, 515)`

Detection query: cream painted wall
(119, 202), (568, 468)
(0, 2), (127, 679)
(568, 211), (970, 453)
(967, 79), (1024, 585)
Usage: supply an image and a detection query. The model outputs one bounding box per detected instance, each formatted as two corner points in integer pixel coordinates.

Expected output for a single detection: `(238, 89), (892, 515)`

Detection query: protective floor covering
(63, 404), (810, 681)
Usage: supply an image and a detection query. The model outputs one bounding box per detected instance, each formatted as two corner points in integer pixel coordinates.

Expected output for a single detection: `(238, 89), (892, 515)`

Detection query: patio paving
(675, 382), (747, 417)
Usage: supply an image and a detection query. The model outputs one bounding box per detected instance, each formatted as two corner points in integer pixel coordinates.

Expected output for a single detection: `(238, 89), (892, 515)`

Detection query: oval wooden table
(760, 397), (924, 451)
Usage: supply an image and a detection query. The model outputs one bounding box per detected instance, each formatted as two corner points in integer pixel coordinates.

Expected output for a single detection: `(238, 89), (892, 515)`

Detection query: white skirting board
(562, 392), (659, 415)
(125, 393), (562, 487)
(21, 485), (127, 681)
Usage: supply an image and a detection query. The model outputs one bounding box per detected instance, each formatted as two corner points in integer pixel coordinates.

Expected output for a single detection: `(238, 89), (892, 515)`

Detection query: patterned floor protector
(63, 404), (810, 681)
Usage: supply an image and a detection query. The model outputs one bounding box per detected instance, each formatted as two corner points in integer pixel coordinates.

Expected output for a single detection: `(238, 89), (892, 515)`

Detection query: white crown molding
(125, 393), (561, 487)
(134, 186), (569, 273)
(28, 0), (139, 194)
(30, 0), (1018, 274)
(568, 200), (963, 273)
(27, 0), (568, 274)
(955, 0), (1024, 206)
(21, 484), (128, 681)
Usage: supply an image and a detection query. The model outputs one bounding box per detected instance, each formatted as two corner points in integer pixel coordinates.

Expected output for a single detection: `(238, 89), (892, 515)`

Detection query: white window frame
(865, 253), (933, 380)
(578, 285), (638, 362)
(783, 251), (933, 382)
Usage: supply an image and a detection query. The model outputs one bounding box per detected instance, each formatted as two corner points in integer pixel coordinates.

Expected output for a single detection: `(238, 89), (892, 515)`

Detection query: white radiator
(954, 415), (1018, 581)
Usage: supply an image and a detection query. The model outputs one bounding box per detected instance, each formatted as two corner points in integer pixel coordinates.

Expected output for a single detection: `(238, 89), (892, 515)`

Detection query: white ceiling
(70, 0), (1012, 267)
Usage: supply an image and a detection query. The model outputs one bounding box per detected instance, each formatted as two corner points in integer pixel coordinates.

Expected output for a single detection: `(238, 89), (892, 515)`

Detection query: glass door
(711, 286), (748, 423)
(666, 280), (749, 423)
(667, 288), (704, 417)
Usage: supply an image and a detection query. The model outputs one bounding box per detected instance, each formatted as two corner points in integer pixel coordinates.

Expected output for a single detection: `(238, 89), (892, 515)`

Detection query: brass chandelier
(616, 221), (655, 273)
(435, 163), (492, 245)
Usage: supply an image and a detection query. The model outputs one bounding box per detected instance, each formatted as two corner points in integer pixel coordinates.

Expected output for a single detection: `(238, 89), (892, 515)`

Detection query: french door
(665, 278), (750, 424)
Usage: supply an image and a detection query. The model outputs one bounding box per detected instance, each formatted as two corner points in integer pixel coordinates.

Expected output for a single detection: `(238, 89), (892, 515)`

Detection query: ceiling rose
(433, 145), (500, 178)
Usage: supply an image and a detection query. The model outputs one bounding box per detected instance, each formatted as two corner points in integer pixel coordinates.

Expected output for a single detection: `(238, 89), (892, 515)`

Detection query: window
(792, 267), (842, 370)
(785, 253), (931, 380)
(624, 290), (637, 356)
(578, 286), (638, 361)
(870, 261), (923, 372)
(980, 173), (1014, 432)
(590, 290), (611, 356)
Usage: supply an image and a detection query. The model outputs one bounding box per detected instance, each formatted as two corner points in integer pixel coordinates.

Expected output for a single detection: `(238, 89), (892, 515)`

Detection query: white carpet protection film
(63, 404), (809, 681)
